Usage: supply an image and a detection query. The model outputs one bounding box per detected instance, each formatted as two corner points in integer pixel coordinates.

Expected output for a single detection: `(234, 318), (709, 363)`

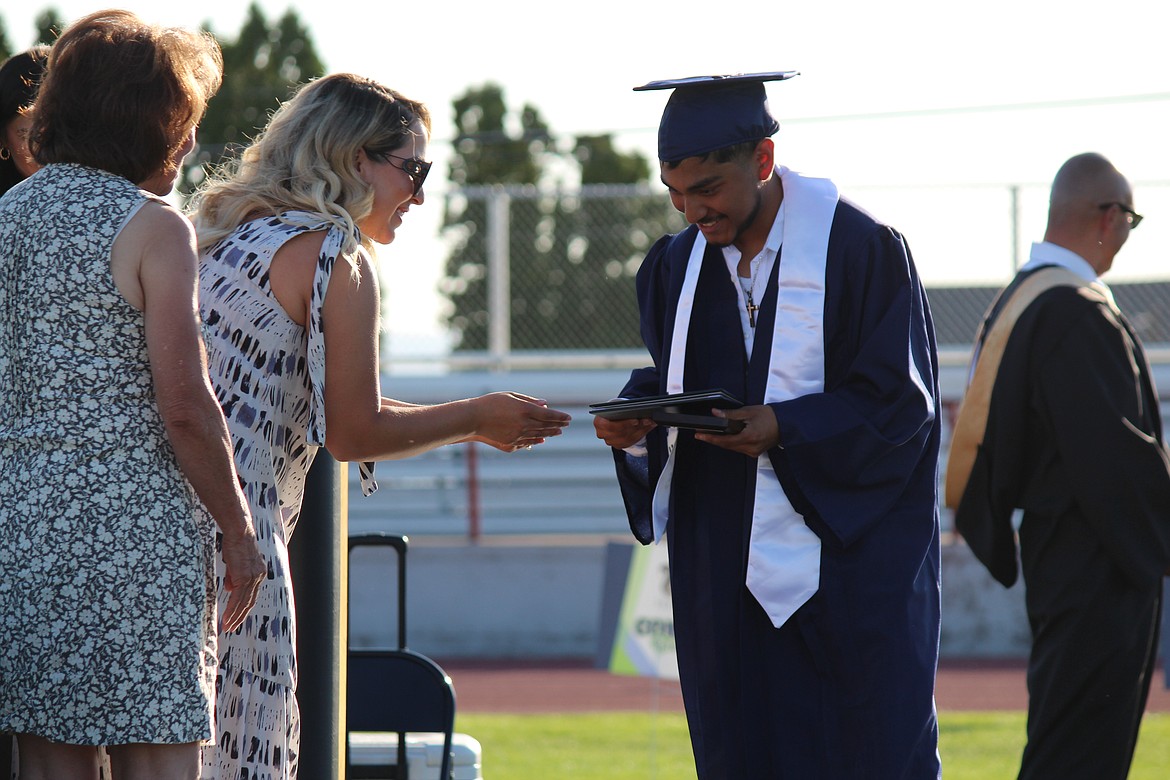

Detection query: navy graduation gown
(612, 200), (942, 779)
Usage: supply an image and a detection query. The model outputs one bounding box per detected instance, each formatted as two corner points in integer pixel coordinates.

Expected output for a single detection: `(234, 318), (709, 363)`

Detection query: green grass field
(455, 711), (1170, 779)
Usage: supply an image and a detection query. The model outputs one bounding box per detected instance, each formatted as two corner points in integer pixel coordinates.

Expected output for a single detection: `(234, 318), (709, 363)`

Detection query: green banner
(609, 541), (678, 679)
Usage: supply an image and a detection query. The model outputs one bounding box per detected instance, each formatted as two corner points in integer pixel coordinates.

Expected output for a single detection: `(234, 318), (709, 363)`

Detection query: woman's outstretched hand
(467, 392), (572, 452)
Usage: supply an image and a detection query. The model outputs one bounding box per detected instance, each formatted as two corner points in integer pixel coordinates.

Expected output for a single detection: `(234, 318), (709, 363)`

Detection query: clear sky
(6, 0), (1170, 346)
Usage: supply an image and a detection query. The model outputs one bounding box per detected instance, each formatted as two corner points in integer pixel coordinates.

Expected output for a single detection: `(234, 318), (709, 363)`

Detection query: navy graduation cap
(634, 71), (799, 163)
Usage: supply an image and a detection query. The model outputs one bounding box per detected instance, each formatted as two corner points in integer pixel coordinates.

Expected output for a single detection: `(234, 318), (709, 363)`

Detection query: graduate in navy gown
(594, 73), (942, 779)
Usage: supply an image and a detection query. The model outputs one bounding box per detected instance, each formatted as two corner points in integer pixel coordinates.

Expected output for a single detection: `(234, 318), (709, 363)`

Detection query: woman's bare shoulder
(122, 199), (196, 248)
(281, 226), (330, 256)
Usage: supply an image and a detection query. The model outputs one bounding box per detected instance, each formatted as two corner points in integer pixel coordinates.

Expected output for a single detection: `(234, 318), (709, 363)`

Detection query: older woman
(0, 11), (265, 780)
(0, 45), (49, 196)
(190, 73), (571, 778)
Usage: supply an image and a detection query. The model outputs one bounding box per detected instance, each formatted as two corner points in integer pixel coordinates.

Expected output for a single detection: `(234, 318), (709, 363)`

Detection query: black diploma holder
(589, 389), (746, 434)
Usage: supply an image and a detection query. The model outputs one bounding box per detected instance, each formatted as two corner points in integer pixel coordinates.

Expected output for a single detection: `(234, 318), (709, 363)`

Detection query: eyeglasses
(375, 151), (431, 196)
(1099, 202), (1144, 229)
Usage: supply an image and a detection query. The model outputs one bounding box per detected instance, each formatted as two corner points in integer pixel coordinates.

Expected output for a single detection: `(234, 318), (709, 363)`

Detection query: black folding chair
(346, 534), (455, 780)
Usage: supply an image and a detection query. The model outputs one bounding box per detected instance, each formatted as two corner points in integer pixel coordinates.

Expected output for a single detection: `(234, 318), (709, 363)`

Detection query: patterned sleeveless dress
(197, 212), (376, 780)
(0, 164), (218, 745)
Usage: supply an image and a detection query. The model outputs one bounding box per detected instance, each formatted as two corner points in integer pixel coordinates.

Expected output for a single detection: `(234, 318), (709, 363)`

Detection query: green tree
(440, 84), (681, 351)
(448, 83), (551, 187)
(0, 6), (62, 58)
(575, 134), (650, 186)
(184, 3), (325, 192)
(33, 9), (62, 45)
(440, 83), (550, 349)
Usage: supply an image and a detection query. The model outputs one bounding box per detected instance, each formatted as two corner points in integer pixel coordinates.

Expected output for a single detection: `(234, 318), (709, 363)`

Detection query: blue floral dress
(197, 212), (376, 780)
(0, 164), (218, 745)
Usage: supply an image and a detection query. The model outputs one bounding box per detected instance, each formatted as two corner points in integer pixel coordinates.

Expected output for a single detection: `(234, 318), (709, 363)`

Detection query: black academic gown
(955, 284), (1170, 779)
(612, 200), (942, 780)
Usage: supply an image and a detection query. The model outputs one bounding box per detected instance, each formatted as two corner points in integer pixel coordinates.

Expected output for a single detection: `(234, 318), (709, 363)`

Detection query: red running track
(437, 657), (1170, 714)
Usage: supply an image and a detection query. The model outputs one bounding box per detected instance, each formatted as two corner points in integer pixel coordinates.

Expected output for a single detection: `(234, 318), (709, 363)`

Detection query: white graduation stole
(652, 168), (838, 628)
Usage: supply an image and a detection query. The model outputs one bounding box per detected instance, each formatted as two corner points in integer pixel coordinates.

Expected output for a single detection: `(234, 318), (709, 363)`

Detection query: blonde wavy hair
(190, 73), (430, 266)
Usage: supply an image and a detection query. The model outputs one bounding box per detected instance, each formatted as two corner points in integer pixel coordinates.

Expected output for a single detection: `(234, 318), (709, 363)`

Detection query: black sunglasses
(376, 151), (431, 196)
(1099, 201), (1143, 229)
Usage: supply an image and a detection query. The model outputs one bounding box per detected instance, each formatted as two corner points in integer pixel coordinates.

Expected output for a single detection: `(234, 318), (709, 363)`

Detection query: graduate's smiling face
(660, 142), (773, 250)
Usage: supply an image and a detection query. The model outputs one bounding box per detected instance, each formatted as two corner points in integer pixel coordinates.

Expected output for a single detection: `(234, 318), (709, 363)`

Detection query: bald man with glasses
(950, 152), (1170, 779)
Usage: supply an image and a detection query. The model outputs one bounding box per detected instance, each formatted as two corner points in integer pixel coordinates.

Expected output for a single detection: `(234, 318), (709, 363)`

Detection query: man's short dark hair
(662, 139), (761, 170)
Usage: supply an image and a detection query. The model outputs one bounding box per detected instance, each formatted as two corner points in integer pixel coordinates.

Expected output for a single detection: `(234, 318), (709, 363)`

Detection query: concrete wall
(348, 538), (606, 658)
(348, 536), (1032, 660)
(939, 541), (1030, 656)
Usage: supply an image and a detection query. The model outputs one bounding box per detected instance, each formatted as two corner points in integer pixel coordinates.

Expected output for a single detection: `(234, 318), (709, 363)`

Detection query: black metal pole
(289, 451), (346, 780)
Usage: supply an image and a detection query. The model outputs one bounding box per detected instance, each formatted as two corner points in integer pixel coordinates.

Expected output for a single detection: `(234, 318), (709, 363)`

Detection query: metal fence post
(1009, 184), (1021, 272)
(289, 452), (348, 779)
(465, 441), (481, 543)
(487, 188), (511, 370)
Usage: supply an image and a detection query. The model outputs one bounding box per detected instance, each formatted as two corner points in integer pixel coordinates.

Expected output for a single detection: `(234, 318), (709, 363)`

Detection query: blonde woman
(0, 11), (264, 780)
(190, 73), (570, 779)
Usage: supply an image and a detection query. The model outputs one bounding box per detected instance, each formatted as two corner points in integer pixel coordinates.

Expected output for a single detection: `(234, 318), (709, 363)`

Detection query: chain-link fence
(422, 179), (1170, 371)
(439, 183), (686, 364)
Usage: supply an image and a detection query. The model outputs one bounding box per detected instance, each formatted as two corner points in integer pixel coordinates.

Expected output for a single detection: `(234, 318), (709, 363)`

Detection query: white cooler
(348, 731), (483, 780)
